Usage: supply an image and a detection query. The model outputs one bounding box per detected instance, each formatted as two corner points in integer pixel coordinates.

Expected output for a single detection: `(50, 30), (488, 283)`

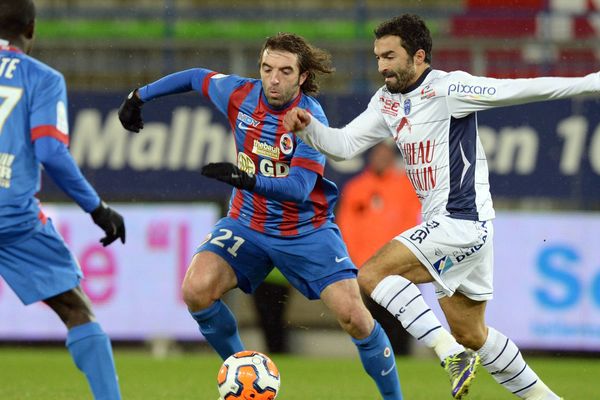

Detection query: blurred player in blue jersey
(119, 33), (402, 399)
(0, 1), (125, 399)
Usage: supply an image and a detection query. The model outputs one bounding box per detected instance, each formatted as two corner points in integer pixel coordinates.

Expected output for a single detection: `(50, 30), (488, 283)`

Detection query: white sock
(478, 327), (560, 399)
(371, 275), (464, 361)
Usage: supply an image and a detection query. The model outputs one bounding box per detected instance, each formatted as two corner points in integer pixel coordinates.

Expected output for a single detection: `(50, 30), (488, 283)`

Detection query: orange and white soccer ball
(217, 350), (280, 400)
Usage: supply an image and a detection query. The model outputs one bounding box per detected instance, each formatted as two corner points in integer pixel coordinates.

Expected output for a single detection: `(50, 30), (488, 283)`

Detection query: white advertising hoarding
(0, 203), (220, 340)
(423, 211), (600, 351)
(2, 206), (600, 350)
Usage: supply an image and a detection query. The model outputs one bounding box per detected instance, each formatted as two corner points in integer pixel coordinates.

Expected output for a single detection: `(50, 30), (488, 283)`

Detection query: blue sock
(66, 322), (121, 400)
(352, 321), (403, 400)
(191, 300), (244, 360)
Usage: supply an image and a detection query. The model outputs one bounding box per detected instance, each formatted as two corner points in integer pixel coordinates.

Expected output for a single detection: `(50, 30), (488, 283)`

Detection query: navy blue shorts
(196, 217), (357, 300)
(0, 219), (82, 305)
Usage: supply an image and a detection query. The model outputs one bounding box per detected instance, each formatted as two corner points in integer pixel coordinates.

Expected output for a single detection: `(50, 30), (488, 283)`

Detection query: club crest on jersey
(279, 133), (294, 155)
(237, 152), (256, 174)
(432, 256), (454, 275)
(403, 99), (411, 115)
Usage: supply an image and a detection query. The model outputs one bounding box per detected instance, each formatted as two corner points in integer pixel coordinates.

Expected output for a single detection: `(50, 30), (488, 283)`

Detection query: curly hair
(259, 32), (334, 97)
(0, 0), (35, 39)
(374, 14), (432, 64)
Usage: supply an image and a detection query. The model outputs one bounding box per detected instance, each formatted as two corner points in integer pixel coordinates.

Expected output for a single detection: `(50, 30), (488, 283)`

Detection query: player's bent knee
(45, 289), (95, 328)
(337, 307), (374, 339)
(181, 276), (218, 311)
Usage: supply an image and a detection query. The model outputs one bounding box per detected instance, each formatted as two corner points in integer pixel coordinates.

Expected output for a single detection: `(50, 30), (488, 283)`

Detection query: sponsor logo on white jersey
(379, 96), (400, 116)
(448, 82), (497, 97)
(420, 84), (436, 99)
(400, 140), (438, 191)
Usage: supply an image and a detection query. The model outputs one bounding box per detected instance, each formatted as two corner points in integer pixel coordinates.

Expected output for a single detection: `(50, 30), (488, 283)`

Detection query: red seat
(485, 49), (541, 78)
(433, 49), (472, 72)
(451, 16), (537, 38)
(466, 0), (546, 12)
(553, 49), (598, 77)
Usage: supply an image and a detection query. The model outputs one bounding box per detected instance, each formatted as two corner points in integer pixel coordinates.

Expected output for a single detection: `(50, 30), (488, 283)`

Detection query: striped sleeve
(200, 71), (252, 116)
(290, 99), (328, 175)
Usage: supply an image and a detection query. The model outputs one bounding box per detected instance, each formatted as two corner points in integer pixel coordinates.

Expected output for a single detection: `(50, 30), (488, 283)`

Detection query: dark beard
(384, 69), (416, 93)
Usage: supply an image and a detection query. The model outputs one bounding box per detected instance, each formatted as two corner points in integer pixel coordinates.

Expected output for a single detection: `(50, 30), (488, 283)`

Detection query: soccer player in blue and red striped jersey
(119, 33), (403, 399)
(0, 1), (124, 399)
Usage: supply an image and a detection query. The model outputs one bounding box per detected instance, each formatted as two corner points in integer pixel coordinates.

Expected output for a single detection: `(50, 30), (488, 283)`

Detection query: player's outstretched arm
(201, 163), (256, 191)
(283, 107), (312, 132)
(201, 162), (317, 203)
(119, 69), (213, 132)
(90, 202), (126, 247)
(34, 137), (126, 246)
(447, 71), (600, 118)
(118, 89), (144, 132)
(285, 103), (390, 161)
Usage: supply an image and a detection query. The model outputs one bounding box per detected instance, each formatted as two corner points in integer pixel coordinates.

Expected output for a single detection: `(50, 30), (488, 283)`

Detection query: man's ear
(299, 71), (309, 87)
(25, 19), (35, 40)
(413, 49), (427, 65)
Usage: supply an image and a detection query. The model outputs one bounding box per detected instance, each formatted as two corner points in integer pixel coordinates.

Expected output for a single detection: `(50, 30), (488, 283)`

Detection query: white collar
(0, 39), (9, 46)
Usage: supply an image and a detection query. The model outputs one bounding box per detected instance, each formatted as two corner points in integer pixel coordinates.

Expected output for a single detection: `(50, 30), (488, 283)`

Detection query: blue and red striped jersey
(0, 42), (70, 242)
(197, 69), (339, 236)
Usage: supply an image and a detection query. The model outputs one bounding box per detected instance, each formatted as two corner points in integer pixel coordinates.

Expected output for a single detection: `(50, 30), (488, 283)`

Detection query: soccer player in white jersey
(283, 13), (593, 400)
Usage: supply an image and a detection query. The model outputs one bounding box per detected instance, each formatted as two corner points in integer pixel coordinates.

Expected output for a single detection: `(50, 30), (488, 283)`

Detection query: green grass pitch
(1, 347), (598, 399)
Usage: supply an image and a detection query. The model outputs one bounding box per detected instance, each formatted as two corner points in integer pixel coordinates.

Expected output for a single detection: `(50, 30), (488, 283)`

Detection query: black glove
(91, 202), (126, 247)
(118, 89), (144, 132)
(201, 162), (256, 190)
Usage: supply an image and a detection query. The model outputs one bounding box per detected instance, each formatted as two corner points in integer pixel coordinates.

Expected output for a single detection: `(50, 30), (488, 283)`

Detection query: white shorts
(396, 215), (494, 301)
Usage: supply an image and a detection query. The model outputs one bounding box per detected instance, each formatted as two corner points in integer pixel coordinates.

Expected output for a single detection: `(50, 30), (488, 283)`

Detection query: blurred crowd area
(32, 0), (600, 92)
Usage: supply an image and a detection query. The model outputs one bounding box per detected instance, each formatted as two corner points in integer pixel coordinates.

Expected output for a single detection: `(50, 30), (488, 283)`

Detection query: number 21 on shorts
(206, 228), (245, 257)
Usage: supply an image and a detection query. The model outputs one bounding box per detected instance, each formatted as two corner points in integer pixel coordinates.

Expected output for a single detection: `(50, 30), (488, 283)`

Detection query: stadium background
(1, 1), (600, 398)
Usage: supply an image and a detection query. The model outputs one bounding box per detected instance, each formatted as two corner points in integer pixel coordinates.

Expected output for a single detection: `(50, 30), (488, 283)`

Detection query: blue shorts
(0, 219), (82, 305)
(196, 217), (357, 300)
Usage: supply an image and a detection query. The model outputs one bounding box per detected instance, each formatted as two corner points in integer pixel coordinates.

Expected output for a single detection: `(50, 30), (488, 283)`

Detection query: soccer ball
(217, 350), (280, 400)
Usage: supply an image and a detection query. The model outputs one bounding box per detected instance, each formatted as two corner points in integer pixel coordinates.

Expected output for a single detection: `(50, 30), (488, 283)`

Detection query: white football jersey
(299, 69), (600, 222)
